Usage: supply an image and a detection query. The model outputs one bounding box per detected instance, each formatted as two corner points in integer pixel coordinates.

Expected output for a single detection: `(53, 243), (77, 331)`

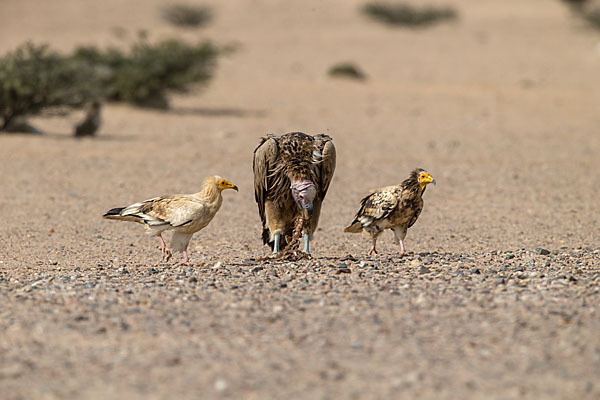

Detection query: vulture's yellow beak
(418, 172), (436, 190)
(218, 179), (238, 192)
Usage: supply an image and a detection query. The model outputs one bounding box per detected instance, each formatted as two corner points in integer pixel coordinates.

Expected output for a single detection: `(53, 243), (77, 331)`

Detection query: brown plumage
(253, 132), (336, 255)
(344, 168), (435, 255)
(103, 175), (238, 265)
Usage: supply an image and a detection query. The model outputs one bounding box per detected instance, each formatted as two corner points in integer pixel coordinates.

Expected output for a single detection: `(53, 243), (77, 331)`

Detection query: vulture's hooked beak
(224, 181), (238, 191)
(302, 201), (314, 219)
(418, 172), (436, 190)
(291, 181), (317, 219)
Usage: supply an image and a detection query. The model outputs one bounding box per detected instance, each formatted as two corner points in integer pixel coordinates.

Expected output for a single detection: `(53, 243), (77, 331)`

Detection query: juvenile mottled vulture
(344, 168), (435, 255)
(253, 132), (336, 255)
(103, 176), (237, 265)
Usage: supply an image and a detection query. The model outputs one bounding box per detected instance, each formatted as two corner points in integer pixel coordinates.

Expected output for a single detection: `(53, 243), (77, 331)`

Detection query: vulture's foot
(368, 238), (378, 256)
(302, 232), (310, 255)
(272, 233), (281, 254)
(162, 248), (173, 262)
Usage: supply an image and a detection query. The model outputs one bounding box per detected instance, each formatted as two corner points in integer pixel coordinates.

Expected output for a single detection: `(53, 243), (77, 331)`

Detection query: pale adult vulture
(103, 176), (238, 265)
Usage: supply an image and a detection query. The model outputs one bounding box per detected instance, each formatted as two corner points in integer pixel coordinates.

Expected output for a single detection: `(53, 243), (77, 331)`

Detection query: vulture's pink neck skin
(290, 179), (317, 215)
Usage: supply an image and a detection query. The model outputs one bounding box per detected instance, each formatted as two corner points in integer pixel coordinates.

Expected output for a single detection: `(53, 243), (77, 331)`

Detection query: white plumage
(103, 175), (238, 264)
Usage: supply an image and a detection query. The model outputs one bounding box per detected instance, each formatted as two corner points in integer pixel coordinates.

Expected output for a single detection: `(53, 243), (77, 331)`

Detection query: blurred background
(1, 0), (599, 254)
(1, 1), (600, 398)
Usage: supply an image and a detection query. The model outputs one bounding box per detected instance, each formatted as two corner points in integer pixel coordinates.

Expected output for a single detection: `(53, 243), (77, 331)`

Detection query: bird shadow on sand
(164, 106), (267, 118)
(31, 131), (138, 142)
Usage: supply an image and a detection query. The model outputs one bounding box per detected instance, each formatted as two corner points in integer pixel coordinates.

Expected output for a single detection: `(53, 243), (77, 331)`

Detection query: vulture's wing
(312, 134), (336, 198)
(111, 195), (203, 228)
(406, 202), (423, 229)
(253, 136), (279, 226)
(353, 188), (399, 227)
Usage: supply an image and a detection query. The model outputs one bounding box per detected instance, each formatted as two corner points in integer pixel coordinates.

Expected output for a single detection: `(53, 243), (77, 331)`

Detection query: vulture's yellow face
(418, 172), (436, 191)
(217, 179), (238, 192)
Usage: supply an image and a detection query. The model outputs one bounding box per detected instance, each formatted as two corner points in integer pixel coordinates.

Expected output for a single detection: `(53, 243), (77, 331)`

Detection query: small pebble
(418, 266), (431, 274)
(214, 379), (227, 392)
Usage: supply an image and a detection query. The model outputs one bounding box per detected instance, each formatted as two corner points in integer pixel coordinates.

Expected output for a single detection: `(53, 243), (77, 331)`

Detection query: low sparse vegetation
(583, 7), (600, 29)
(560, 0), (589, 8)
(560, 0), (600, 30)
(327, 63), (367, 81)
(0, 38), (223, 130)
(72, 38), (220, 108)
(160, 4), (212, 28)
(0, 43), (99, 131)
(361, 2), (457, 28)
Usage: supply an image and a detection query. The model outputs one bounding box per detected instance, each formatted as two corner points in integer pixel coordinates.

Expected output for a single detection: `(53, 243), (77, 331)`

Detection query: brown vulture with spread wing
(344, 168), (435, 255)
(253, 132), (336, 255)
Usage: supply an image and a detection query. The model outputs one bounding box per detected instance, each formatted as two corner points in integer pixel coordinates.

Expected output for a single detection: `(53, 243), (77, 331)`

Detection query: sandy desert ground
(1, 0), (599, 399)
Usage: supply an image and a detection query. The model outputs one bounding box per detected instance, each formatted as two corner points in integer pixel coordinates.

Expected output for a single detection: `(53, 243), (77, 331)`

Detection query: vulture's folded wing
(312, 134), (336, 198)
(253, 136), (279, 224)
(355, 189), (398, 227)
(407, 203), (423, 229)
(119, 196), (204, 228)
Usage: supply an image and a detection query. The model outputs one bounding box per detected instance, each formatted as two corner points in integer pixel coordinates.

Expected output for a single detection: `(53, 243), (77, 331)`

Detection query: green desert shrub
(582, 6), (600, 29)
(0, 42), (100, 130)
(0, 38), (222, 129)
(560, 0), (600, 30)
(560, 0), (588, 8)
(328, 62), (367, 81)
(362, 2), (457, 28)
(160, 4), (212, 28)
(72, 39), (220, 108)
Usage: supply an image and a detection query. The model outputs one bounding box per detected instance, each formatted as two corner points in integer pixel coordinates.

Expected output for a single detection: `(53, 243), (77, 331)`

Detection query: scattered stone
(421, 256), (433, 265)
(251, 266), (264, 273)
(214, 379), (228, 392)
(505, 254), (515, 260)
(418, 266), (431, 274)
(471, 268), (481, 274)
(536, 248), (550, 256)
(272, 304), (284, 313)
(336, 267), (351, 274)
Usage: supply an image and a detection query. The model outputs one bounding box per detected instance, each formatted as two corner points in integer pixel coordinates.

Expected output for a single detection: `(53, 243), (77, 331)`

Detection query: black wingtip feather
(103, 207), (125, 217)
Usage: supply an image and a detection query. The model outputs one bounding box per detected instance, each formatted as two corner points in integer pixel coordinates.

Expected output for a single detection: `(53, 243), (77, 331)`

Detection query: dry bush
(327, 63), (367, 81)
(362, 2), (457, 28)
(160, 4), (212, 28)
